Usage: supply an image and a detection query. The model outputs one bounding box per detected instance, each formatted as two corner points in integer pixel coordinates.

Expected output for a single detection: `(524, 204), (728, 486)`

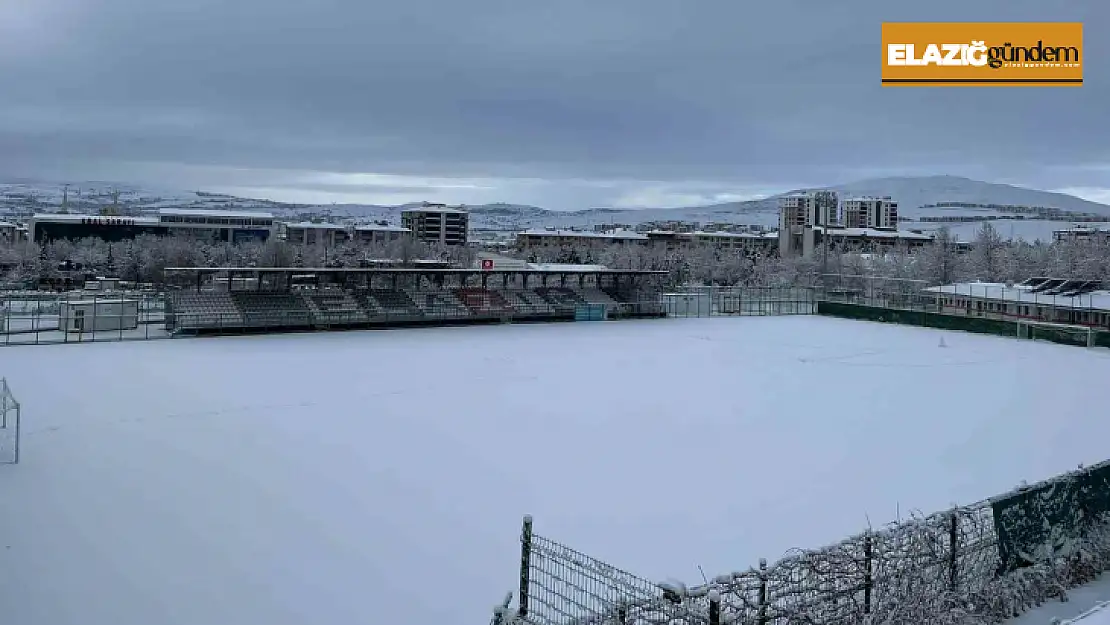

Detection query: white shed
(662, 292), (712, 317)
(59, 299), (140, 333)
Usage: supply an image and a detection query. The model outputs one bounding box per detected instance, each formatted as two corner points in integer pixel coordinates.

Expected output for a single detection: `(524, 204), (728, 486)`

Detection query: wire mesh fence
(815, 273), (1110, 348)
(0, 291), (169, 345)
(660, 287), (816, 318)
(508, 460), (1110, 625)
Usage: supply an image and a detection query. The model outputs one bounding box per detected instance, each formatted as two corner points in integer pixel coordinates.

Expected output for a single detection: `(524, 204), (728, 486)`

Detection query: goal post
(1016, 320), (1096, 349)
(0, 378), (20, 464)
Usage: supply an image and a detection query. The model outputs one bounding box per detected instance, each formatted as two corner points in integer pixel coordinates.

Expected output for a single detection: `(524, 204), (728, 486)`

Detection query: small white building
(59, 299), (140, 333)
(83, 277), (122, 291)
(661, 292), (713, 317)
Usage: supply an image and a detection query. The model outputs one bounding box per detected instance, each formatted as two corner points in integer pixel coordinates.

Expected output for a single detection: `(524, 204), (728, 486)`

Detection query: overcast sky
(0, 0), (1105, 209)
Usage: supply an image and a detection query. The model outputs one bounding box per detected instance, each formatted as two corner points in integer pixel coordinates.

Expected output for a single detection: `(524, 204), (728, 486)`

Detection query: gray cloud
(0, 0), (1106, 208)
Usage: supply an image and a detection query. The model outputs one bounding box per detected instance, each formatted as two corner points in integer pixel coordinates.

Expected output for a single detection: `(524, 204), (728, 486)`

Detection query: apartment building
(401, 203), (469, 246)
(842, 196), (898, 230)
(778, 190), (839, 257)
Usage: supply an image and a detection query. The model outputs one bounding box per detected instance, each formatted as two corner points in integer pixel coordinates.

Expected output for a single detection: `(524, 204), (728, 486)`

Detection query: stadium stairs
(167, 285), (661, 336)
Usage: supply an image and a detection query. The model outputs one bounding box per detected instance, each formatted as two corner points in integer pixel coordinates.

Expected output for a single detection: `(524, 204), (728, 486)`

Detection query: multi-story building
(516, 228), (649, 250)
(353, 224), (410, 245)
(28, 208), (276, 243)
(779, 191), (929, 258)
(150, 208), (275, 243)
(842, 196), (898, 230)
(778, 190), (839, 257)
(401, 203), (469, 246)
(0, 220), (21, 244)
(514, 228), (777, 254)
(281, 222), (352, 246)
(1053, 226), (1110, 244)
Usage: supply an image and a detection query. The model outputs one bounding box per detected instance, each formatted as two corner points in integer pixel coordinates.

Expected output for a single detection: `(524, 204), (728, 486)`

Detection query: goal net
(1016, 320), (1096, 348)
(0, 378), (20, 464)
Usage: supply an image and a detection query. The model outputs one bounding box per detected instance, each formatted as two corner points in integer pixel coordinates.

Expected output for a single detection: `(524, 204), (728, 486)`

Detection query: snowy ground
(3, 316), (1110, 625)
(1009, 575), (1110, 624)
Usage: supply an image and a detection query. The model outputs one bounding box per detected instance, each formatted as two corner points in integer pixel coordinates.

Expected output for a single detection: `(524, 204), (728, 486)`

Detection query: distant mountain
(3, 176), (1107, 240)
(825, 175), (1110, 217)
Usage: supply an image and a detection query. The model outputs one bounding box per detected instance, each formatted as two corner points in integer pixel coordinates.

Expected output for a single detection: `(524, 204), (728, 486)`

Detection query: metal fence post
(519, 514), (533, 619)
(758, 558), (768, 625)
(708, 589), (721, 625)
(948, 510), (959, 593)
(864, 533), (873, 614)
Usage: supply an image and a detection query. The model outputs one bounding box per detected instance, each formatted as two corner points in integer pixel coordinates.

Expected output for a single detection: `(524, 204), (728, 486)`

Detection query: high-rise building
(401, 203), (469, 246)
(842, 196), (898, 230)
(778, 190), (839, 257)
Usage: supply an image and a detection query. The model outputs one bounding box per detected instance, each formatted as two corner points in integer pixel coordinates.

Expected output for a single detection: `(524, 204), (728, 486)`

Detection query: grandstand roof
(925, 282), (1110, 312)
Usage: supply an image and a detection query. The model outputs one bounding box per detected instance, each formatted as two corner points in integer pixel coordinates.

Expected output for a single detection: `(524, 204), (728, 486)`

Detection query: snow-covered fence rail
(503, 460), (1110, 625)
(0, 377), (21, 464)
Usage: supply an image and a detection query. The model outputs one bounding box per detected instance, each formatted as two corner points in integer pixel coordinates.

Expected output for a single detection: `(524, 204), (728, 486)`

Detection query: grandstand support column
(518, 515), (533, 620)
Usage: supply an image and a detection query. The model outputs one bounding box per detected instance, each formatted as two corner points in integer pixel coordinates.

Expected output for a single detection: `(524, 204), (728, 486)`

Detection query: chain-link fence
(504, 460), (1110, 625)
(815, 274), (1110, 348)
(661, 287), (816, 318)
(0, 291), (169, 346)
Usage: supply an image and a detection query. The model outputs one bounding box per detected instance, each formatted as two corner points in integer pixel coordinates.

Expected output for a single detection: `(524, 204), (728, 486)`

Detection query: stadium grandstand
(163, 266), (667, 334)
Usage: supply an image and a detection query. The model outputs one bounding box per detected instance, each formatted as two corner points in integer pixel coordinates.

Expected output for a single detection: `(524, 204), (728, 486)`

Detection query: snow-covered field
(2, 316), (1110, 625)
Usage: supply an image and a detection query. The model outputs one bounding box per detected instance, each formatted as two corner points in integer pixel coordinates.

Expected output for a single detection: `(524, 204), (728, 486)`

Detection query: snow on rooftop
(525, 262), (610, 272)
(400, 205), (467, 214)
(354, 223), (409, 232)
(925, 282), (1110, 312)
(158, 207), (275, 219)
(283, 221), (348, 229)
(31, 213), (162, 224)
(519, 228), (649, 240)
(5, 317), (1110, 624)
(813, 226), (933, 240)
(645, 229), (776, 239)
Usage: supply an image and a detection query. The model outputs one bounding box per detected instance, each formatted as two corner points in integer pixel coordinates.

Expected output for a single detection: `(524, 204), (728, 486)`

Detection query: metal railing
(505, 460), (1110, 625)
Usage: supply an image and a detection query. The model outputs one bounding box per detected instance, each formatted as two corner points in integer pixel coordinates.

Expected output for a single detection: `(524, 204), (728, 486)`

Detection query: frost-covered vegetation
(511, 461), (1110, 625)
(4, 223), (1108, 288)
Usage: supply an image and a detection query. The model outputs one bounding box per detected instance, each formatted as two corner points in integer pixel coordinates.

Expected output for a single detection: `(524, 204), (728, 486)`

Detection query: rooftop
(646, 229), (778, 240)
(157, 208), (275, 219)
(813, 226), (932, 240)
(401, 206), (468, 214)
(283, 221), (348, 230)
(31, 213), (162, 225)
(843, 196), (896, 202)
(518, 228), (649, 240)
(354, 224), (409, 232)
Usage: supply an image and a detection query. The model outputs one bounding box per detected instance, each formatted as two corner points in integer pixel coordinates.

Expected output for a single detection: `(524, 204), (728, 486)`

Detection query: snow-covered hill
(3, 176), (1108, 240)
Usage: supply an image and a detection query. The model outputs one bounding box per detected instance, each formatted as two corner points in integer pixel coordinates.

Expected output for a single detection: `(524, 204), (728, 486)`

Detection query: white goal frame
(1016, 319), (1096, 348)
(0, 377), (20, 464)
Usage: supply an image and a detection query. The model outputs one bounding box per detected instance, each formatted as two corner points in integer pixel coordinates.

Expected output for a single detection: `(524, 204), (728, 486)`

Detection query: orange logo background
(881, 22), (1083, 87)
